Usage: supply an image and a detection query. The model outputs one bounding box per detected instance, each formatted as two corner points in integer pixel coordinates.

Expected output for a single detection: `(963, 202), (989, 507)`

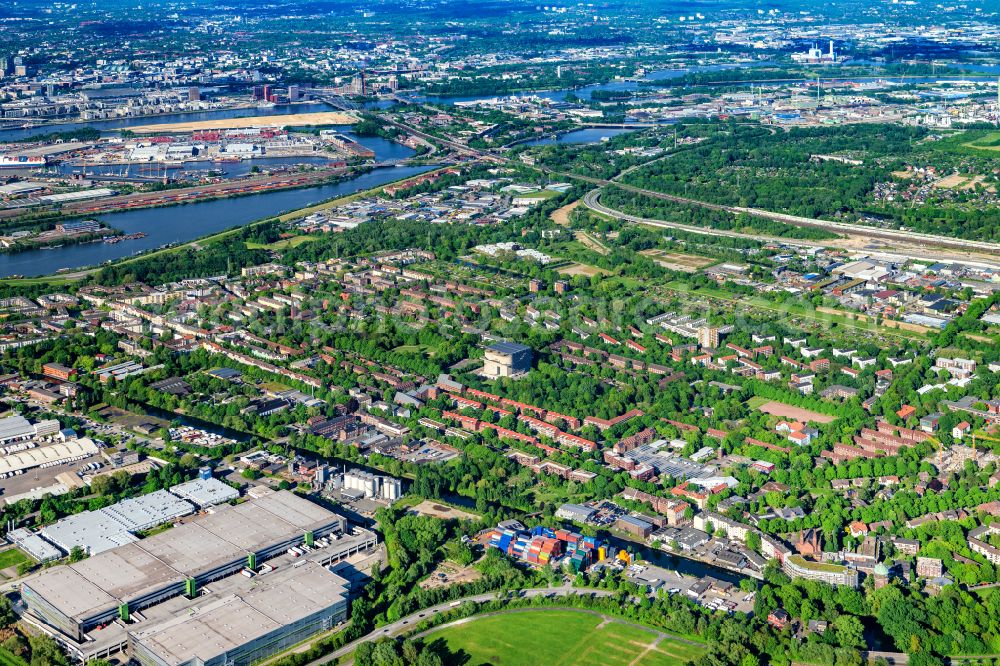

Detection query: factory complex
(10, 476), (239, 559)
(20, 488), (378, 664)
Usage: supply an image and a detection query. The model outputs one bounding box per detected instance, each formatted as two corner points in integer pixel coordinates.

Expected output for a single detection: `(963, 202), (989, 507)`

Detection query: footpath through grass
(426, 608), (705, 666)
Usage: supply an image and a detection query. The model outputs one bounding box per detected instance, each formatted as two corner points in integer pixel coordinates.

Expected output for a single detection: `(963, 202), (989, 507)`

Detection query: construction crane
(970, 430), (1000, 453)
(925, 434), (944, 467)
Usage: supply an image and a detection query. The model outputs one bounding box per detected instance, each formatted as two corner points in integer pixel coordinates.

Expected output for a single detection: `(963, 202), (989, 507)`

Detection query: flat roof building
(23, 490), (348, 643)
(483, 341), (532, 378)
(0, 437), (99, 476)
(130, 560), (349, 666)
(555, 503), (596, 523)
(41, 490), (195, 556)
(0, 414), (37, 444)
(169, 477), (239, 508)
(7, 528), (62, 563)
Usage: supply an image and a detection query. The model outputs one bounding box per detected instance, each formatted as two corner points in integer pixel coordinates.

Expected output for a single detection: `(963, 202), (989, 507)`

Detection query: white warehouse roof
(169, 477), (239, 508)
(0, 438), (99, 475)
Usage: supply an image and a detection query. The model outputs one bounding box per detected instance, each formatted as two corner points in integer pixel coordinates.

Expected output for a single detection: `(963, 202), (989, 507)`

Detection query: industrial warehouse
(20, 488), (378, 663)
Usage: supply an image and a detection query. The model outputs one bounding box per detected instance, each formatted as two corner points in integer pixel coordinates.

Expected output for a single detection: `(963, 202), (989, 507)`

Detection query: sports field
(753, 399), (835, 424)
(426, 609), (705, 666)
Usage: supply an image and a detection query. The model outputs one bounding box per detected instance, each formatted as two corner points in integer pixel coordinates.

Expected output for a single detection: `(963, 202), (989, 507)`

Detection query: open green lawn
(392, 344), (437, 357)
(0, 647), (28, 666)
(246, 235), (320, 250)
(518, 189), (561, 200)
(0, 548), (29, 570)
(426, 609), (705, 666)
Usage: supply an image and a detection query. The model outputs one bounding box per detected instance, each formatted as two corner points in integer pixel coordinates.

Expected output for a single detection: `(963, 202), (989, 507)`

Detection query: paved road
(561, 168), (1000, 257)
(582, 188), (819, 246)
(582, 188), (1000, 269)
(307, 585), (614, 666)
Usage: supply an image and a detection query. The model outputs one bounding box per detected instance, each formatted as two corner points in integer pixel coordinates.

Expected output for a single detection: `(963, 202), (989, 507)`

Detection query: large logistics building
(129, 560), (349, 666)
(21, 490), (374, 662)
(0, 414), (61, 446)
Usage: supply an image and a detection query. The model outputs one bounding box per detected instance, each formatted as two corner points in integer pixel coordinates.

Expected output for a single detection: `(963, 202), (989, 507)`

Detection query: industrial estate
(1, 1), (1000, 666)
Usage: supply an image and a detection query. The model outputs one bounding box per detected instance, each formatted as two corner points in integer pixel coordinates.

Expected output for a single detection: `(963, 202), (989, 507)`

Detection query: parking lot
(0, 451), (101, 499)
(621, 562), (756, 614)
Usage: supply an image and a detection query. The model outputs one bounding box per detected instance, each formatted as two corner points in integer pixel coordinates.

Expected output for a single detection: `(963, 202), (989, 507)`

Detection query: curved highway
(582, 189), (824, 248)
(563, 173), (1000, 257)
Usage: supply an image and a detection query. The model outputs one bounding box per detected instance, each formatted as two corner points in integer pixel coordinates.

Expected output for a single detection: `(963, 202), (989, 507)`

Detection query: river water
(0, 164), (432, 277)
(520, 128), (638, 147)
(0, 102), (424, 278)
(3, 61), (973, 279)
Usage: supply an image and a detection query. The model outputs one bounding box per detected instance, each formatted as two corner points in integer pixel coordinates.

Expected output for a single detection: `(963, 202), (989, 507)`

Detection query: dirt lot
(129, 110), (356, 134)
(419, 560), (482, 589)
(100, 405), (170, 432)
(557, 262), (608, 277)
(550, 199), (580, 226)
(409, 499), (478, 521)
(932, 173), (994, 192)
(576, 231), (610, 255)
(754, 400), (835, 424)
(640, 249), (716, 272)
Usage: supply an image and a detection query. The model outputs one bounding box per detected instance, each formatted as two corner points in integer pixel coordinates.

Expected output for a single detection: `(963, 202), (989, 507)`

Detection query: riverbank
(0, 227), (127, 255)
(0, 166), (358, 235)
(0, 164), (437, 285)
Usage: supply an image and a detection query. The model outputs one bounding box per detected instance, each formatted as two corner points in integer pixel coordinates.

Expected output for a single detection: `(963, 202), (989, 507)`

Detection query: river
(0, 164), (432, 278)
(520, 128), (638, 147)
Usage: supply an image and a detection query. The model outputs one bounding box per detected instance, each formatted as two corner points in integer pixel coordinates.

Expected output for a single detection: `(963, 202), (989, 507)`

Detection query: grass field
(246, 235), (320, 250)
(0, 549), (29, 570)
(427, 609), (705, 666)
(960, 131), (1000, 152)
(392, 344), (437, 357)
(0, 647), (28, 666)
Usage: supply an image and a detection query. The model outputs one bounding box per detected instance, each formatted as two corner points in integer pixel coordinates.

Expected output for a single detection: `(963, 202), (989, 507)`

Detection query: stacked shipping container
(485, 525), (605, 572)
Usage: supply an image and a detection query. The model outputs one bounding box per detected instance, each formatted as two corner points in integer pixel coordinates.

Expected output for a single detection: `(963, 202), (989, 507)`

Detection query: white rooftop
(169, 477), (239, 508)
(0, 438), (99, 475)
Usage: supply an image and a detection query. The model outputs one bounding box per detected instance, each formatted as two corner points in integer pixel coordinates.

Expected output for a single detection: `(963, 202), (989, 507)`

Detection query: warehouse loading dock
(21, 489), (376, 662)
